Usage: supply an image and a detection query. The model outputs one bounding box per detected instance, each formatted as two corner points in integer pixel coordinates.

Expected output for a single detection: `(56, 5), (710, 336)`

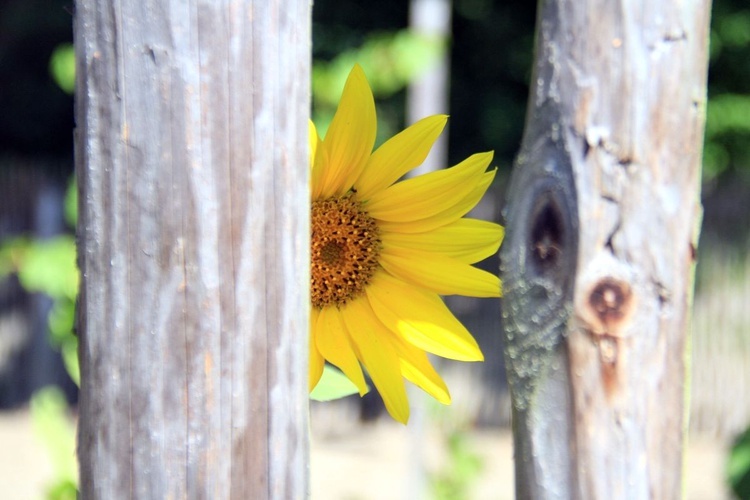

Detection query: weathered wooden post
(500, 0), (711, 497)
(74, 1), (310, 497)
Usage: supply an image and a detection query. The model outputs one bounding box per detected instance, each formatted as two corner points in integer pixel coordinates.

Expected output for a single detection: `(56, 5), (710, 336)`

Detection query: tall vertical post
(500, 0), (711, 497)
(407, 0), (451, 175)
(74, 1), (310, 497)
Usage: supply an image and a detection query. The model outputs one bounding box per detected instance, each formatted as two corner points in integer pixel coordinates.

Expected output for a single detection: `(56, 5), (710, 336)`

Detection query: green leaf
(61, 337), (80, 387)
(48, 299), (75, 343)
(728, 426), (750, 499)
(46, 479), (78, 500)
(310, 365), (367, 401)
(64, 178), (77, 228)
(17, 236), (78, 301)
(312, 30), (445, 107)
(49, 44), (76, 95)
(706, 94), (750, 138)
(47, 299), (80, 386)
(717, 11), (750, 48)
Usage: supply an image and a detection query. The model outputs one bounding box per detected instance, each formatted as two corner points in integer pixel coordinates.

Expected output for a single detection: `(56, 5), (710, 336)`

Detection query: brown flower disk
(311, 194), (381, 308)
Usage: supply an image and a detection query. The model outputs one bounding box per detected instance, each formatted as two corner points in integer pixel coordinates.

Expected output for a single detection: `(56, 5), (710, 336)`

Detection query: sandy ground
(310, 419), (732, 500)
(0, 407), (734, 500)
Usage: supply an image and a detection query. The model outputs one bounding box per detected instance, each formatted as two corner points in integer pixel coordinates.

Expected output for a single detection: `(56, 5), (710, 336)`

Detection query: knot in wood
(587, 278), (632, 332)
(529, 198), (564, 274)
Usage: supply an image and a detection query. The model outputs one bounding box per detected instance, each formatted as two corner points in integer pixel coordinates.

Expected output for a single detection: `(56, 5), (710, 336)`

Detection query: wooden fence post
(74, 1), (310, 497)
(500, 0), (711, 497)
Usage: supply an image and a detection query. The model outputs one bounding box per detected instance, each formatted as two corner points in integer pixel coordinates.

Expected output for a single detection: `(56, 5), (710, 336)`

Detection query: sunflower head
(310, 64), (503, 424)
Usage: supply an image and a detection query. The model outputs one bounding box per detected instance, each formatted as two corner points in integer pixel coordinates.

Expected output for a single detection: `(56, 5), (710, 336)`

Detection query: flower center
(311, 194), (381, 309)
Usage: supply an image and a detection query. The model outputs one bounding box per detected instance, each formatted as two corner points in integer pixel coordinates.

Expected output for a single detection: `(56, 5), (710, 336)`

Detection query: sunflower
(309, 64), (503, 424)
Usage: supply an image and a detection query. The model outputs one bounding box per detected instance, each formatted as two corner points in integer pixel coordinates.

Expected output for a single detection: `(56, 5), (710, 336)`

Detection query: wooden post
(500, 0), (711, 497)
(74, 1), (310, 497)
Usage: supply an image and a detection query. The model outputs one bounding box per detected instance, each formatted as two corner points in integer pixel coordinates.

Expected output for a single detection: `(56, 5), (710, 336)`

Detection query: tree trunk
(74, 1), (310, 498)
(500, 0), (711, 497)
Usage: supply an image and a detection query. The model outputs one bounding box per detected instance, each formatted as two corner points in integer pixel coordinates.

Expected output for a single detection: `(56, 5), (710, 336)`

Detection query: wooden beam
(74, 1), (310, 497)
(500, 0), (711, 497)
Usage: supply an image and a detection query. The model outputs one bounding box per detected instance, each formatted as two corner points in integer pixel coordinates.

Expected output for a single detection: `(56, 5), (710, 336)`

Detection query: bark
(500, 0), (711, 497)
(74, 1), (310, 498)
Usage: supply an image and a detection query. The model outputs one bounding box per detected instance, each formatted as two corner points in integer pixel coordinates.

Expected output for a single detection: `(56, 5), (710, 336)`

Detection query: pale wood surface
(500, 0), (712, 497)
(74, 1), (310, 497)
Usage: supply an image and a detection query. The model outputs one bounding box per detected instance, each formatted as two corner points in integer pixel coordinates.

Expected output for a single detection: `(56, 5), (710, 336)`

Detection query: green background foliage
(729, 425), (750, 498)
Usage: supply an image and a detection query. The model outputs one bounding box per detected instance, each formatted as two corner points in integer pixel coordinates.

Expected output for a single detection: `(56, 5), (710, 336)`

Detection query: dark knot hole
(529, 198), (564, 273)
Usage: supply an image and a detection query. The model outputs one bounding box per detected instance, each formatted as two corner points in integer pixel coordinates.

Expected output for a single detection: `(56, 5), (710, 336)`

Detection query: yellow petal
(310, 308), (325, 391)
(316, 306), (368, 396)
(318, 65), (376, 198)
(366, 272), (483, 361)
(380, 246), (501, 297)
(355, 115), (448, 200)
(390, 337), (451, 405)
(381, 219), (504, 264)
(365, 152), (493, 222)
(309, 120), (318, 170)
(378, 170), (496, 233)
(310, 122), (327, 200)
(342, 297), (410, 424)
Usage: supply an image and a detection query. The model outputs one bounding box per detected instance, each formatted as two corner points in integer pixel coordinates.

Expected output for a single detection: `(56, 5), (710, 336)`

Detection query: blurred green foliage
(312, 31), (444, 142)
(313, 0), (750, 183)
(426, 401), (485, 500)
(704, 4), (750, 179)
(11, 236), (77, 301)
(429, 430), (484, 500)
(30, 387), (78, 500)
(310, 365), (368, 402)
(313, 32), (444, 105)
(703, 6), (750, 487)
(49, 43), (75, 95)
(0, 178), (79, 497)
(729, 426), (750, 499)
(0, 180), (79, 386)
(313, 0), (535, 167)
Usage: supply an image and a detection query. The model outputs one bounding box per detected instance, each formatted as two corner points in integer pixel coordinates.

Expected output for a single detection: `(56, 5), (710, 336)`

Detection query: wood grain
(500, 0), (711, 497)
(74, 1), (310, 497)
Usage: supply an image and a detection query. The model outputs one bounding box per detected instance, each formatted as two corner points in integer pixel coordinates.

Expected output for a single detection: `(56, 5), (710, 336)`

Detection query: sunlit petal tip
(380, 247), (501, 298)
(465, 151), (494, 174)
(366, 151), (497, 223)
(425, 113), (449, 129)
(318, 64), (377, 198)
(397, 346), (452, 405)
